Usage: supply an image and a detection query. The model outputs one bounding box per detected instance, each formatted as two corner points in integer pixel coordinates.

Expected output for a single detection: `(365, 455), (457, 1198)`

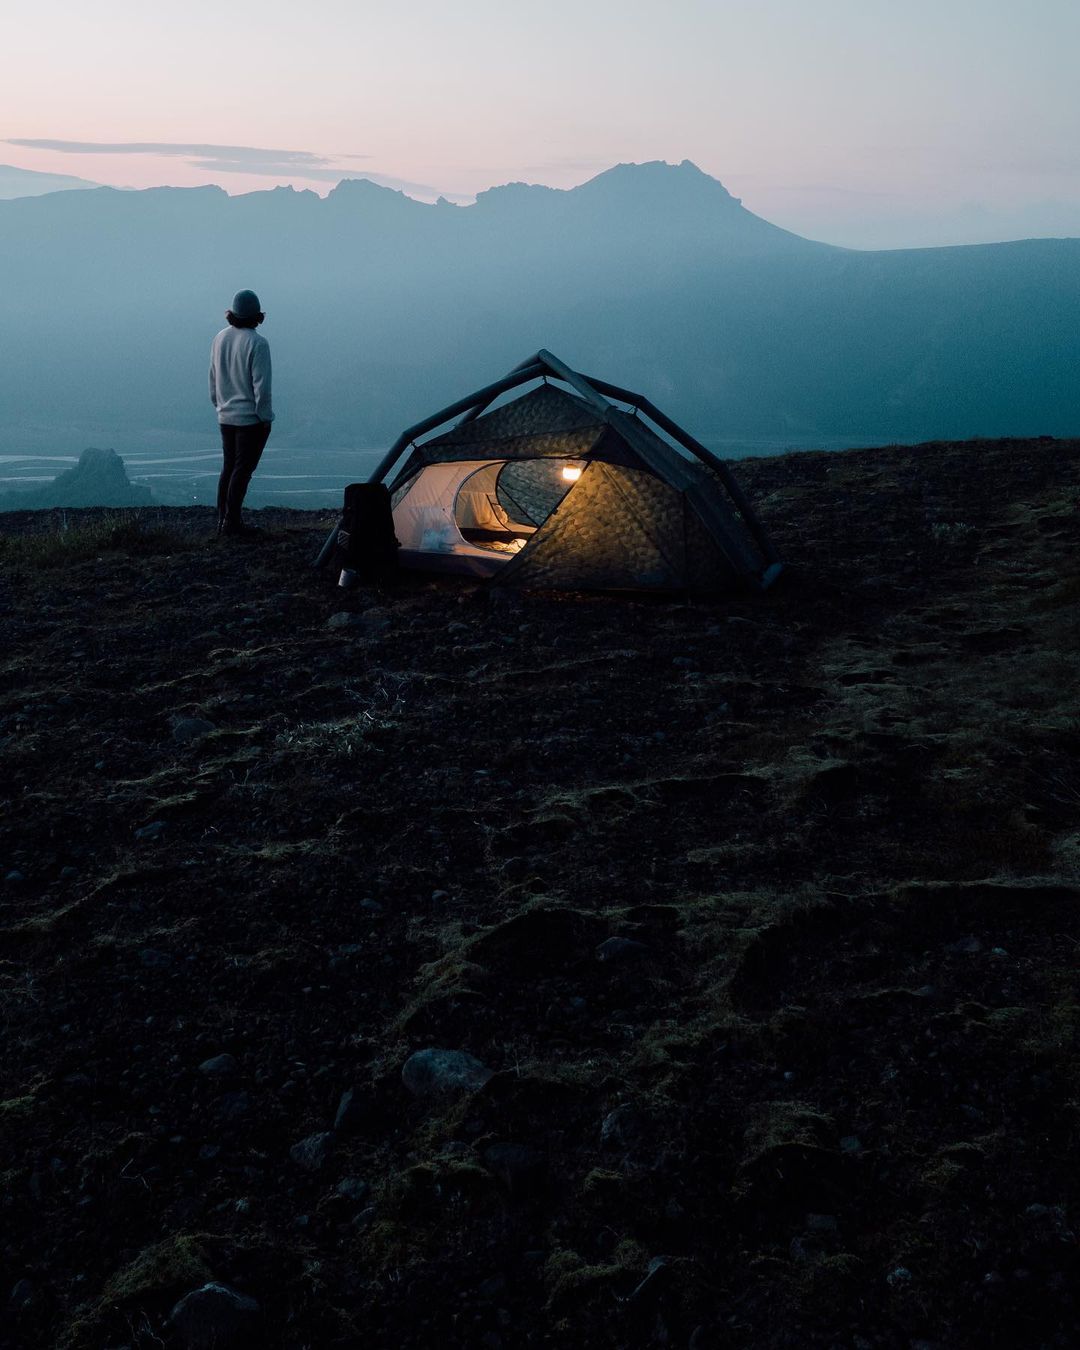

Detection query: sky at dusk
(3, 0), (1078, 249)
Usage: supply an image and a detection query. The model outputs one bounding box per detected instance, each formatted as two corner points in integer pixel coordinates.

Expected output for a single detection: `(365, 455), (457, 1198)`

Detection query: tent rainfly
(317, 350), (783, 594)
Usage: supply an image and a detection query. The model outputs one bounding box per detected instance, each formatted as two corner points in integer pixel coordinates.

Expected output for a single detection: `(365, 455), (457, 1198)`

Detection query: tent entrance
(454, 462), (534, 554)
(392, 457), (581, 575)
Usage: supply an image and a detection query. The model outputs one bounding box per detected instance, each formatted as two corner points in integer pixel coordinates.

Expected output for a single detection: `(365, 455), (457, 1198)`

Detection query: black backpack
(334, 482), (399, 582)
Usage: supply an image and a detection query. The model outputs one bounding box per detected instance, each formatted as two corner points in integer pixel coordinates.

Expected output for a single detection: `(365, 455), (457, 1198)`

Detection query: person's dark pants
(217, 421), (271, 526)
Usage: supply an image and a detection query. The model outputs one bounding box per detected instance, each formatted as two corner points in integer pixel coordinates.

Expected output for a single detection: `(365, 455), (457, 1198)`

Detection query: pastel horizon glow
(3, 0), (1079, 249)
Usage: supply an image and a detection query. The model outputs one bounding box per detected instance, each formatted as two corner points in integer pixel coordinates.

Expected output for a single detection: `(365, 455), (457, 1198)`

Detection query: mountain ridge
(0, 158), (1077, 452)
(0, 162), (102, 199)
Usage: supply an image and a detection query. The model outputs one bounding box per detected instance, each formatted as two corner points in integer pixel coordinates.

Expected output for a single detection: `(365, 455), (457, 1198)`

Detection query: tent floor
(397, 546), (511, 578)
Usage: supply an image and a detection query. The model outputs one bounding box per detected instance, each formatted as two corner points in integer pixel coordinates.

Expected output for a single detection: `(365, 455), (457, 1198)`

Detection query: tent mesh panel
(496, 459), (573, 525)
(494, 463), (738, 593)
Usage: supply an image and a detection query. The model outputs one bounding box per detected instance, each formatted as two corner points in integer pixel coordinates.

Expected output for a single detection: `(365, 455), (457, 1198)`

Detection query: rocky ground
(1, 436), (1078, 1350)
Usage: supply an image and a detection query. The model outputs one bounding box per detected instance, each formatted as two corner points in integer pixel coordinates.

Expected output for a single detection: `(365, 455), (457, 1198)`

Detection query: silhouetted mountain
(0, 447), (153, 510)
(0, 160), (1076, 454)
(0, 163), (101, 199)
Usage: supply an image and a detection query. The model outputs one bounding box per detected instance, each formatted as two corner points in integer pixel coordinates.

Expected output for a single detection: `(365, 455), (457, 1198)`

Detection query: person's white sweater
(209, 326), (274, 426)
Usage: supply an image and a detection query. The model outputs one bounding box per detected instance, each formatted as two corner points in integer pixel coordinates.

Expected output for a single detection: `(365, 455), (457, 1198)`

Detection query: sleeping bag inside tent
(319, 351), (783, 594)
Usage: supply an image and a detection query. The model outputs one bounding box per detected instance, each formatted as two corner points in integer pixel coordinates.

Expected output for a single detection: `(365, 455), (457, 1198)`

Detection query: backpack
(334, 482), (399, 583)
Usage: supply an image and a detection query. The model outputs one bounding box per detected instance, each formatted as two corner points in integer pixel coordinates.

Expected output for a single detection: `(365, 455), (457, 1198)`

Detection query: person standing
(209, 289), (274, 537)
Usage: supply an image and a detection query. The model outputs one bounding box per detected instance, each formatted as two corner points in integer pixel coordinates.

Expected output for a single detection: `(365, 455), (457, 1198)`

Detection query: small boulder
(9, 1278), (34, 1309)
(596, 936), (650, 963)
(171, 716), (216, 744)
(290, 1131), (333, 1172)
(402, 1048), (493, 1098)
(198, 1053), (239, 1079)
(601, 1103), (647, 1149)
(169, 1282), (260, 1349)
(326, 612), (367, 629)
(134, 820), (166, 841)
(335, 1176), (370, 1202)
(334, 1087), (370, 1133)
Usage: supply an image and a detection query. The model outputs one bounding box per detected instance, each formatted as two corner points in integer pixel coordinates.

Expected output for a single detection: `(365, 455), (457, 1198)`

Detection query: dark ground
(1, 437), (1078, 1350)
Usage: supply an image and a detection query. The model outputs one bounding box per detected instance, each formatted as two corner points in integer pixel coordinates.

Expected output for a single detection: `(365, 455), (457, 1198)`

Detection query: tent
(318, 350), (782, 593)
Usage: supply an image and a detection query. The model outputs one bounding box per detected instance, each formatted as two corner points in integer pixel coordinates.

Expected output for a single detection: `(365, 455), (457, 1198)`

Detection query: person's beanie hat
(230, 289), (262, 318)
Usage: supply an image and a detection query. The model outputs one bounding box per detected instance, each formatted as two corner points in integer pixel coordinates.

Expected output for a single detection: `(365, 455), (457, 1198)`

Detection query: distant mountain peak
(470, 159), (760, 227)
(329, 177), (414, 201)
(326, 177), (429, 217)
(463, 157), (824, 254)
(572, 159), (740, 204)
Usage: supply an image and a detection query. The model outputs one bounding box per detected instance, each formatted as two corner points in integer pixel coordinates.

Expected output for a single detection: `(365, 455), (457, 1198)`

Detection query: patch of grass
(59, 1233), (219, 1349)
(543, 1239), (648, 1313)
(0, 1093), (38, 1118)
(0, 513), (187, 568)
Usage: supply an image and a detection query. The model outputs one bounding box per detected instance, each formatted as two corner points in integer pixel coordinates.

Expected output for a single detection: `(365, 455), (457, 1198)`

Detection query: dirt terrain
(1, 436), (1078, 1349)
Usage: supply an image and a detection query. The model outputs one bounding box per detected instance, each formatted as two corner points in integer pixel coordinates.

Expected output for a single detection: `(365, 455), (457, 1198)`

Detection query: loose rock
(601, 1103), (646, 1148)
(335, 1177), (370, 1202)
(290, 1131), (333, 1172)
(596, 936), (650, 963)
(334, 1086), (370, 1132)
(169, 1282), (260, 1349)
(9, 1278), (34, 1309)
(171, 716), (216, 744)
(198, 1053), (239, 1079)
(402, 1048), (493, 1098)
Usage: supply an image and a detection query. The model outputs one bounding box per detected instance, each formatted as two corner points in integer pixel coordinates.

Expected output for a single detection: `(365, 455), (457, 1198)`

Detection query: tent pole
(535, 350), (612, 415)
(366, 362), (547, 485)
(454, 353), (543, 427)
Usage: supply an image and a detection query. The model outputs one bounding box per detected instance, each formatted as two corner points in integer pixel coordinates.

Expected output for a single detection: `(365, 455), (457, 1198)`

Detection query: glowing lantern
(562, 465), (582, 482)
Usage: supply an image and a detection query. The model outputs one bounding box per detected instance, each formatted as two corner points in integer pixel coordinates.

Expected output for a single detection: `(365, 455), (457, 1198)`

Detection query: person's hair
(226, 310), (264, 328)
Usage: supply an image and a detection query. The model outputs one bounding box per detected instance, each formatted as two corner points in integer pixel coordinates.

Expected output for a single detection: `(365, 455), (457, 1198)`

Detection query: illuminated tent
(318, 350), (782, 593)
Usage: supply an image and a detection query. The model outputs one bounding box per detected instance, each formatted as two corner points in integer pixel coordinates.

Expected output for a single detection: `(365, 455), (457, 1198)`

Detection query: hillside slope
(1, 436), (1079, 1348)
